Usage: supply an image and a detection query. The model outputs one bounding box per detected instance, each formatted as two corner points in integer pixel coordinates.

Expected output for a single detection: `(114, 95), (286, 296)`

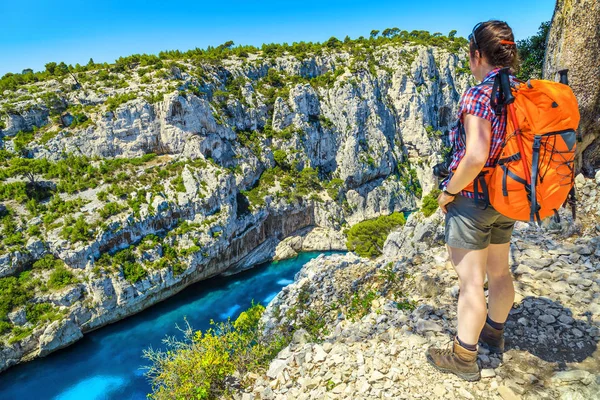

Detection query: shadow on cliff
(504, 296), (599, 366)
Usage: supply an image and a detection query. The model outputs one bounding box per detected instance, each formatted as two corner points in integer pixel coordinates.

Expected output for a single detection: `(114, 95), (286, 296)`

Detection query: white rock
(481, 369), (496, 378)
(415, 319), (443, 333)
(267, 359), (288, 379)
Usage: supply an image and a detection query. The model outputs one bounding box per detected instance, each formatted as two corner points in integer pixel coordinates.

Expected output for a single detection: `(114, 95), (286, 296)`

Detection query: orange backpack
(471, 68), (581, 223)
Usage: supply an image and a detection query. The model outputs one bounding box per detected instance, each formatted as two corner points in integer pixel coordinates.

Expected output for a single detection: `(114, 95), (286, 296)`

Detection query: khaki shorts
(445, 195), (516, 250)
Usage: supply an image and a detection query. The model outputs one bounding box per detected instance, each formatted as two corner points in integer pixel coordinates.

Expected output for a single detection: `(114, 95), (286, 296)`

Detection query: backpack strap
(472, 170), (490, 210)
(500, 164), (528, 197)
(530, 135), (543, 224)
(566, 186), (577, 220)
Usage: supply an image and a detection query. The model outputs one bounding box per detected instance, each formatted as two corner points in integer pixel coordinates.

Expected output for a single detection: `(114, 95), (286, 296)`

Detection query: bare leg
(486, 242), (514, 323)
(448, 245), (488, 345)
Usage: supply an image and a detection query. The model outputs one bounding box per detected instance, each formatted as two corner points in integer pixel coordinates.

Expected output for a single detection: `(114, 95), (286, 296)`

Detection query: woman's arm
(438, 113), (492, 213)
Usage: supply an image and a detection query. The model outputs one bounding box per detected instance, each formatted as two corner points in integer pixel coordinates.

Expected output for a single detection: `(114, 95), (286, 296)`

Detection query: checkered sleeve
(459, 86), (493, 122)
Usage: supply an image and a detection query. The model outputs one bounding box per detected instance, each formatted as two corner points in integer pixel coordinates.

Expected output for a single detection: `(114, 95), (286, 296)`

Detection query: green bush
(97, 190), (108, 201)
(110, 248), (147, 283)
(171, 175), (186, 192)
(33, 254), (63, 270)
(105, 92), (137, 112)
(421, 189), (441, 217)
(8, 326), (33, 344)
(346, 212), (406, 258)
(28, 224), (41, 237)
(25, 302), (63, 325)
(144, 303), (288, 400)
(42, 197), (87, 227)
(0, 182), (28, 203)
(0, 320), (11, 335)
(13, 130), (35, 153)
(48, 266), (77, 290)
(0, 272), (35, 322)
(272, 150), (288, 169)
(123, 262), (147, 283)
(60, 215), (94, 243)
(345, 290), (377, 321)
(172, 263), (186, 276)
(99, 202), (125, 218)
(144, 92), (164, 104)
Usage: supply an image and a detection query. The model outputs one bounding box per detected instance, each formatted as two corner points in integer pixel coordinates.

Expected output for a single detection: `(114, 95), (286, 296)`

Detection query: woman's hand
(437, 191), (456, 214)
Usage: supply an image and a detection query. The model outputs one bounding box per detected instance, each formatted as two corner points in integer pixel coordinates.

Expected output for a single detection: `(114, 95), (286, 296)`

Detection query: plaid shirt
(442, 67), (510, 199)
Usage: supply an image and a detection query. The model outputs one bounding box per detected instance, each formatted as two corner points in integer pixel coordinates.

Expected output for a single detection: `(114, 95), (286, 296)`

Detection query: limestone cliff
(0, 37), (472, 372)
(543, 0), (600, 175)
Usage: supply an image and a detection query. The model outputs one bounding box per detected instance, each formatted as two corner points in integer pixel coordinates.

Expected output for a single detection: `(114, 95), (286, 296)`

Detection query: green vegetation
(144, 92), (164, 104)
(48, 266), (77, 290)
(8, 326), (34, 344)
(42, 197), (88, 227)
(13, 130), (36, 154)
(346, 212), (406, 258)
(171, 175), (186, 192)
(39, 130), (60, 144)
(99, 202), (126, 218)
(105, 93), (137, 112)
(421, 189), (441, 217)
(377, 262), (416, 311)
(425, 125), (442, 138)
(26, 302), (63, 325)
(398, 161), (422, 198)
(123, 261), (147, 284)
(272, 149), (288, 169)
(517, 21), (550, 80)
(324, 178), (344, 201)
(33, 254), (64, 270)
(60, 215), (94, 244)
(242, 165), (323, 210)
(345, 290), (378, 321)
(0, 270), (37, 332)
(2, 26), (468, 104)
(144, 303), (289, 400)
(109, 248), (148, 283)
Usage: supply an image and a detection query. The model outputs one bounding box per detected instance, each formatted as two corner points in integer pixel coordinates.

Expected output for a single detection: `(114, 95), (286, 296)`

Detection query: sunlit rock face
(0, 39), (472, 371)
(543, 0), (600, 175)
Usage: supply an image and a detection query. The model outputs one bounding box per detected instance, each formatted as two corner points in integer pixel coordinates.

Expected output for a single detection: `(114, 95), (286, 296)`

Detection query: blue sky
(0, 0), (555, 76)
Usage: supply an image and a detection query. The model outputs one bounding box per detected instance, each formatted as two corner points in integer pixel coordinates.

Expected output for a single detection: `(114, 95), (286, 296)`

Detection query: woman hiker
(426, 20), (519, 381)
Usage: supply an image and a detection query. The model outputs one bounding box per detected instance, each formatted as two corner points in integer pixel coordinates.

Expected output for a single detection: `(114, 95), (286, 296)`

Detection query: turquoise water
(0, 252), (335, 400)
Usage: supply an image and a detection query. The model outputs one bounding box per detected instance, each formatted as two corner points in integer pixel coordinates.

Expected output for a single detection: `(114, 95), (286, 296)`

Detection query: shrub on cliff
(421, 189), (441, 217)
(272, 150), (288, 169)
(25, 302), (63, 325)
(111, 248), (148, 283)
(60, 215), (94, 243)
(346, 212), (406, 258)
(0, 271), (34, 323)
(144, 303), (288, 400)
(48, 266), (77, 290)
(105, 92), (137, 112)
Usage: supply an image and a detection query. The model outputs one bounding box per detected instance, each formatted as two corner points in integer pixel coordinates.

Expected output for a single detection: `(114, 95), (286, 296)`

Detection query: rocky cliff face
(543, 0), (600, 175)
(0, 39), (472, 371)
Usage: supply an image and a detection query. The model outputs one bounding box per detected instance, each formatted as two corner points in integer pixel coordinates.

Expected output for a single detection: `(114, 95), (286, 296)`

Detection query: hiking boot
(426, 337), (480, 381)
(479, 322), (504, 354)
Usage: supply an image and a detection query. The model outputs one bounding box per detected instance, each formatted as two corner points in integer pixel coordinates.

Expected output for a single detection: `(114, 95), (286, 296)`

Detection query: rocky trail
(240, 175), (600, 400)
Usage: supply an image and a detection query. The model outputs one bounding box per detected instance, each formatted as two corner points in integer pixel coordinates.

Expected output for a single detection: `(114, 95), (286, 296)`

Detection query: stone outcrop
(543, 0), (600, 175)
(273, 227), (346, 261)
